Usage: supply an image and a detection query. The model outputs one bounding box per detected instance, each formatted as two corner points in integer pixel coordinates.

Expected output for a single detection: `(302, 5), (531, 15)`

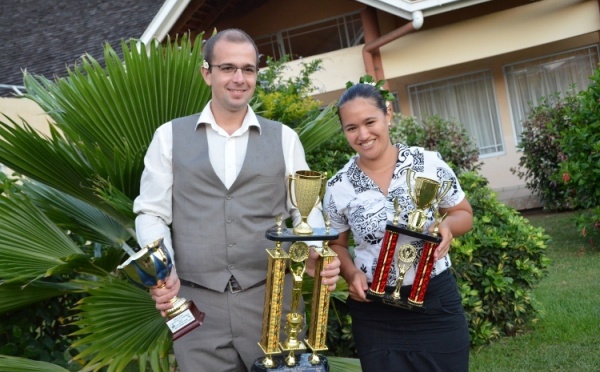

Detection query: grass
(469, 210), (600, 371)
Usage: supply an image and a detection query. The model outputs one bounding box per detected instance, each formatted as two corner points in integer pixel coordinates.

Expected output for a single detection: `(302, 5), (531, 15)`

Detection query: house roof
(356, 0), (492, 20)
(0, 0), (165, 97)
(141, 0), (493, 43)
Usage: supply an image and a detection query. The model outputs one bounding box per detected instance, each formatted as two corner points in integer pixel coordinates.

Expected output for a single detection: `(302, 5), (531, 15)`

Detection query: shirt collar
(195, 100), (262, 135)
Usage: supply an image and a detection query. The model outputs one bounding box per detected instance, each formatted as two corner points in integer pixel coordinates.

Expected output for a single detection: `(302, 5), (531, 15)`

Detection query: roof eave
(355, 0), (493, 20)
(140, 0), (192, 44)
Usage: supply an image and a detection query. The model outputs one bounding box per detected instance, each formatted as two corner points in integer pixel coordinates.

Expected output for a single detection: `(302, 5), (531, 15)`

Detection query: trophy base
(168, 301), (205, 341)
(366, 289), (427, 313)
(265, 227), (339, 242)
(251, 353), (329, 372)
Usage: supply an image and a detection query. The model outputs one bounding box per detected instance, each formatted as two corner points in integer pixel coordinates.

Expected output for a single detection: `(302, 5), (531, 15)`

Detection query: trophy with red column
(366, 168), (451, 310)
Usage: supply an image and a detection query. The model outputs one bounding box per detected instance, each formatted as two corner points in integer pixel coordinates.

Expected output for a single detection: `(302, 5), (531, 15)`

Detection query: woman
(324, 82), (473, 371)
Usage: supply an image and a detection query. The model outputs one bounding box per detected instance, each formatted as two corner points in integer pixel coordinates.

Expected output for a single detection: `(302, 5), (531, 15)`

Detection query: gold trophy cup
(118, 238), (205, 340)
(288, 170), (327, 235)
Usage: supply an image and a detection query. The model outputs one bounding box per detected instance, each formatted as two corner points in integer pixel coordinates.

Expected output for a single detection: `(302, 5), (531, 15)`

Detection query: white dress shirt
(133, 102), (323, 258)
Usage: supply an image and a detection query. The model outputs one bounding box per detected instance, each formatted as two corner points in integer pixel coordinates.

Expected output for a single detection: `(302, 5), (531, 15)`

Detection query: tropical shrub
(452, 172), (551, 346)
(390, 114), (482, 174)
(559, 71), (600, 245)
(255, 56), (323, 129)
(510, 92), (580, 210)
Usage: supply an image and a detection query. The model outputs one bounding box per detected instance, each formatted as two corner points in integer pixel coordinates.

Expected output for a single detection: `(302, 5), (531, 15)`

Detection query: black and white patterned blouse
(324, 144), (465, 286)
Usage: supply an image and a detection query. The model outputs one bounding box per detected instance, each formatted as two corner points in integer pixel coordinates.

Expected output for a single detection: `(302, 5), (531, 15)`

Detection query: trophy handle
(435, 180), (453, 203)
(288, 174), (298, 209)
(319, 172), (327, 200)
(406, 168), (418, 204)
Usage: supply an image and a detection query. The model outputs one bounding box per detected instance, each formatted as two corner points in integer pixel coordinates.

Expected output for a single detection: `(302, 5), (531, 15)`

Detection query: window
(408, 70), (504, 156)
(504, 45), (599, 142)
(255, 11), (363, 65)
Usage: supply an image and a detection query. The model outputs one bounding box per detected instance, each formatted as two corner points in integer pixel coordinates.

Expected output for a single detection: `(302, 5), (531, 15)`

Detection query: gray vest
(171, 114), (288, 292)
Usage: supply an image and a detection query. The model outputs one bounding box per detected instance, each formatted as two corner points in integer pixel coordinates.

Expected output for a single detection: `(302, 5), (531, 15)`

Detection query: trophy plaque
(366, 168), (451, 310)
(118, 238), (205, 341)
(252, 171), (338, 371)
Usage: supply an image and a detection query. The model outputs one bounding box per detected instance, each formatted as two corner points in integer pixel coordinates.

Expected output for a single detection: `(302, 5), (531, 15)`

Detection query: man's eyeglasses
(209, 63), (257, 76)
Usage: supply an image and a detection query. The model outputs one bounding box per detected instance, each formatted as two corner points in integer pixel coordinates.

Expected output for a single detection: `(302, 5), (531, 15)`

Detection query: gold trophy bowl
(407, 169), (451, 232)
(288, 170), (326, 235)
(118, 238), (205, 340)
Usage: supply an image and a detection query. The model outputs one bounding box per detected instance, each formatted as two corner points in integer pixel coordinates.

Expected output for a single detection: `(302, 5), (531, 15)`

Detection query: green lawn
(469, 210), (600, 371)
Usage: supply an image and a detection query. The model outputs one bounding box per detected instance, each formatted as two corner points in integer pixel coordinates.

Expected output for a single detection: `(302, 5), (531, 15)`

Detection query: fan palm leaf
(70, 277), (171, 372)
(0, 356), (69, 372)
(0, 281), (84, 314)
(20, 179), (134, 247)
(296, 103), (340, 153)
(0, 190), (88, 282)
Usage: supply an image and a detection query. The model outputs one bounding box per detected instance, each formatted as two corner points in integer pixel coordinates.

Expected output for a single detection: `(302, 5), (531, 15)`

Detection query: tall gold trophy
(252, 170), (338, 371)
(366, 168), (451, 310)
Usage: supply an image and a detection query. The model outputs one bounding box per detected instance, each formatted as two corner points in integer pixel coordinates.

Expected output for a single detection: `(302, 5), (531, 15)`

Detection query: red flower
(562, 173), (570, 183)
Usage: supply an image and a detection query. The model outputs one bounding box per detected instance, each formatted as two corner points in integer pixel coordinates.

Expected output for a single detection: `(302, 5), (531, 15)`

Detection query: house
(2, 0), (598, 209)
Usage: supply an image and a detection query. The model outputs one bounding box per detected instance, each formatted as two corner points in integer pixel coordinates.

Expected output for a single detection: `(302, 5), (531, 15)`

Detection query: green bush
(255, 56), (323, 129)
(305, 130), (353, 177)
(559, 71), (600, 244)
(510, 92), (580, 210)
(452, 172), (551, 346)
(0, 292), (81, 371)
(390, 114), (482, 174)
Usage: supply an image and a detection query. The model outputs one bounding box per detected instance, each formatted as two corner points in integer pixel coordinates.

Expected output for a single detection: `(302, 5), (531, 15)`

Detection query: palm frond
(0, 356), (69, 372)
(70, 277), (171, 372)
(0, 190), (83, 281)
(0, 34), (212, 231)
(0, 281), (84, 313)
(21, 179), (134, 246)
(296, 103), (341, 153)
(327, 356), (361, 371)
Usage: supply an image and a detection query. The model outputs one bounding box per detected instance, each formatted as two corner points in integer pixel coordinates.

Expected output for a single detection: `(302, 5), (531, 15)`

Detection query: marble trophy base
(265, 227), (339, 242)
(365, 287), (427, 313)
(251, 353), (329, 372)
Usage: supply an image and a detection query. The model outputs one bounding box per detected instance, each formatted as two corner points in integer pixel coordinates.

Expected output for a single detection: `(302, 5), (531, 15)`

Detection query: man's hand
(305, 246), (341, 292)
(150, 266), (181, 317)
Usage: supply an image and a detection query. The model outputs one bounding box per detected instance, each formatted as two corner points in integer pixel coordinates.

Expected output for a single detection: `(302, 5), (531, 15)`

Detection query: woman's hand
(346, 269), (369, 302)
(430, 198), (474, 261)
(150, 266), (181, 317)
(430, 220), (453, 261)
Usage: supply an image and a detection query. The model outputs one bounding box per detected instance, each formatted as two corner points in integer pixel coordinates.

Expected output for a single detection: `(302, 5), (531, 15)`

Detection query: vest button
(228, 243), (233, 247)
(226, 195), (232, 200)
(226, 219), (232, 223)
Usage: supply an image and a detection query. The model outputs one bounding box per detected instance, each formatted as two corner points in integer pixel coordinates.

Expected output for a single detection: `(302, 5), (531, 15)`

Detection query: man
(133, 28), (340, 371)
